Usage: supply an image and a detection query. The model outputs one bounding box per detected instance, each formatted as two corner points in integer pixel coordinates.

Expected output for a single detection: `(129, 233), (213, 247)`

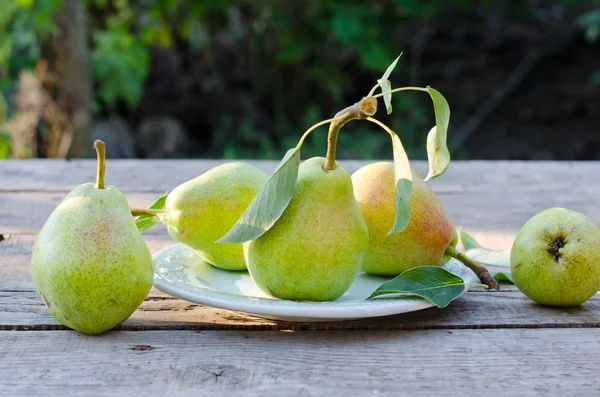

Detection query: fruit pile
(30, 56), (600, 335)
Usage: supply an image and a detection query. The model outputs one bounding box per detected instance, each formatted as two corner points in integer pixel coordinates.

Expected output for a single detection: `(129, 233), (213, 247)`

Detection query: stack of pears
(158, 162), (268, 271)
(31, 141), (153, 335)
(351, 162), (457, 276)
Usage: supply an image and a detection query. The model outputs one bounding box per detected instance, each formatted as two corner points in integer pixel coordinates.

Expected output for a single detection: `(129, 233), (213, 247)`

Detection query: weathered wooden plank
(0, 234), (175, 289)
(1, 329), (600, 396)
(4, 286), (600, 331)
(0, 192), (165, 234)
(1, 160), (597, 195)
(3, 162), (600, 237)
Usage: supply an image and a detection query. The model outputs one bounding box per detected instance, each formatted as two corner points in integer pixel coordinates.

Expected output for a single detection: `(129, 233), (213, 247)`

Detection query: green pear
(159, 162), (268, 271)
(244, 157), (369, 301)
(511, 208), (600, 306)
(351, 162), (454, 276)
(31, 141), (153, 335)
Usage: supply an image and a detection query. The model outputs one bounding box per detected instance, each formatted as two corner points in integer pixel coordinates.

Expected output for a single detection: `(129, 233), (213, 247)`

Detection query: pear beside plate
(152, 243), (478, 322)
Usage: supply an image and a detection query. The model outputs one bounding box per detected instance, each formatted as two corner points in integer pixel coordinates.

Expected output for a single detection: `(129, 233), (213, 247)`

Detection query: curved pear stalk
(445, 245), (500, 291)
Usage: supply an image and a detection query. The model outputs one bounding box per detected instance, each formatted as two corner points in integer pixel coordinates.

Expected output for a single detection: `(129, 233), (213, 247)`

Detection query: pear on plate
(352, 162), (455, 275)
(244, 157), (369, 301)
(511, 207), (600, 306)
(31, 141), (153, 335)
(159, 162), (268, 271)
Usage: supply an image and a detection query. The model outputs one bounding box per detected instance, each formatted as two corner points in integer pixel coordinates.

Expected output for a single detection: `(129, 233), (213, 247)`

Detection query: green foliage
(0, 0), (597, 159)
(92, 19), (150, 107)
(134, 192), (169, 233)
(368, 265), (481, 308)
(0, 135), (11, 159)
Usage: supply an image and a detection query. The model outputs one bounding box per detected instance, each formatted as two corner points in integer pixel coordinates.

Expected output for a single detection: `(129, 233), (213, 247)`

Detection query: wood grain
(2, 329), (600, 396)
(4, 287), (600, 331)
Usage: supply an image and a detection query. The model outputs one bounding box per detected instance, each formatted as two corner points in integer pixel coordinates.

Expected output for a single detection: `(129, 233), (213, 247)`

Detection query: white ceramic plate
(153, 243), (478, 322)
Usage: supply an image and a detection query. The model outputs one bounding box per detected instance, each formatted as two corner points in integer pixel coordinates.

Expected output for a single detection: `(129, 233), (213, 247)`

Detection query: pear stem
(445, 245), (500, 291)
(323, 97), (378, 171)
(130, 208), (159, 217)
(94, 140), (106, 189)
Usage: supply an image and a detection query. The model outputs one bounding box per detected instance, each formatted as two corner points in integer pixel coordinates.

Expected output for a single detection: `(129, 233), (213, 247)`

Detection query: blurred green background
(0, 0), (599, 160)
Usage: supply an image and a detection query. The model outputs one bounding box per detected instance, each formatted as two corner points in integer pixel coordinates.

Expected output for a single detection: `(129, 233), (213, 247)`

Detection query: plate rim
(152, 243), (475, 321)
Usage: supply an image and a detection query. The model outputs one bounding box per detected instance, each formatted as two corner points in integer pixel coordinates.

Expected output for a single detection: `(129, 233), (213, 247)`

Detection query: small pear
(244, 157), (369, 301)
(160, 162), (268, 271)
(351, 162), (454, 276)
(511, 208), (600, 306)
(31, 141), (153, 335)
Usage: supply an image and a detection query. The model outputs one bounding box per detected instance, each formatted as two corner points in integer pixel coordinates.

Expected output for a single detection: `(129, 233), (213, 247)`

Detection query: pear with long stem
(31, 140), (154, 335)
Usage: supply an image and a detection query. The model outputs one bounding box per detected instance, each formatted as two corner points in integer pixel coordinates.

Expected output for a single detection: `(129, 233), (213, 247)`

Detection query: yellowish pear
(352, 162), (454, 276)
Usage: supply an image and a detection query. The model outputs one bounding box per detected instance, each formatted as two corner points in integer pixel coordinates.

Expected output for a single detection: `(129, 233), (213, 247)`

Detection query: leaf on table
(459, 227), (482, 251)
(135, 191), (168, 233)
(368, 266), (475, 308)
(460, 229), (511, 268)
(424, 87), (450, 181)
(493, 271), (514, 283)
(387, 130), (413, 235)
(218, 148), (300, 244)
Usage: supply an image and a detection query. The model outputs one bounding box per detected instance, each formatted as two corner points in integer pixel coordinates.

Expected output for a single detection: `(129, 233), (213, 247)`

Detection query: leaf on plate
(388, 130), (413, 235)
(218, 148), (300, 243)
(368, 266), (476, 308)
(135, 192), (168, 233)
(424, 87), (450, 181)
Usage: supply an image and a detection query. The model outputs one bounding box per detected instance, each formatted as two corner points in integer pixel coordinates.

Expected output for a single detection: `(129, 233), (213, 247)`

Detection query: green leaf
(135, 192), (168, 233)
(424, 87), (451, 181)
(376, 53), (402, 113)
(466, 248), (510, 268)
(380, 53), (402, 82)
(368, 266), (471, 308)
(387, 131), (413, 235)
(378, 79), (393, 115)
(460, 229), (510, 267)
(459, 228), (481, 251)
(218, 148), (300, 243)
(493, 271), (514, 283)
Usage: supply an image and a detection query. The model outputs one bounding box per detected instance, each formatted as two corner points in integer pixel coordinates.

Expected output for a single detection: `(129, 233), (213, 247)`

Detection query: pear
(511, 208), (600, 306)
(31, 141), (153, 335)
(244, 157), (369, 301)
(159, 162), (268, 271)
(352, 162), (454, 275)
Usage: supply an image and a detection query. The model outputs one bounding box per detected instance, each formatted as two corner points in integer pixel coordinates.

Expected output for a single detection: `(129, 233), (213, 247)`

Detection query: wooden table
(2, 159), (600, 396)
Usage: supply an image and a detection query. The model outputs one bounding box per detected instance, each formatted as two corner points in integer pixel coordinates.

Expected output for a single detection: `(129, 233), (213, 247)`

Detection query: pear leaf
(388, 131), (413, 235)
(218, 148), (300, 243)
(424, 87), (450, 181)
(380, 53), (402, 82)
(493, 271), (514, 283)
(376, 53), (402, 114)
(378, 79), (393, 115)
(135, 192), (168, 233)
(368, 266), (473, 308)
(459, 227), (482, 251)
(460, 230), (511, 267)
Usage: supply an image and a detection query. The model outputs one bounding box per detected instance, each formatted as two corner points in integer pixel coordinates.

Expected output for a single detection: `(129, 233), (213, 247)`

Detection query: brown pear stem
(323, 97), (378, 171)
(445, 245), (499, 291)
(94, 140), (106, 189)
(130, 208), (159, 217)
